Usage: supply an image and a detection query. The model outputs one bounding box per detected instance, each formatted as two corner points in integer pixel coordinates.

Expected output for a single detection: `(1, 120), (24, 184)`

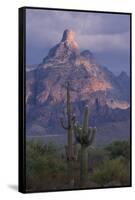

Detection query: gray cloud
(26, 8), (130, 74)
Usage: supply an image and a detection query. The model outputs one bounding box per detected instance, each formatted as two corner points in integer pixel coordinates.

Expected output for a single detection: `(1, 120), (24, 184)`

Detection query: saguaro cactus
(74, 105), (96, 184)
(60, 81), (76, 187)
(60, 81), (76, 161)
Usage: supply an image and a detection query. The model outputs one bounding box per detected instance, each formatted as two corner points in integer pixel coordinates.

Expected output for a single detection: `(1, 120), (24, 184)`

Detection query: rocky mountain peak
(118, 71), (129, 80)
(42, 29), (79, 67)
(61, 29), (79, 51)
(61, 29), (74, 42)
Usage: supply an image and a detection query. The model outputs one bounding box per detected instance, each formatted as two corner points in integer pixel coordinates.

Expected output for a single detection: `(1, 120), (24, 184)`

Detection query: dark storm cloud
(26, 9), (130, 74)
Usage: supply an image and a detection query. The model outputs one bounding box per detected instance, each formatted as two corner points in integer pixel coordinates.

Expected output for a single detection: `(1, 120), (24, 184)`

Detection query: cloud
(26, 9), (130, 52)
(26, 8), (130, 74)
(76, 31), (130, 52)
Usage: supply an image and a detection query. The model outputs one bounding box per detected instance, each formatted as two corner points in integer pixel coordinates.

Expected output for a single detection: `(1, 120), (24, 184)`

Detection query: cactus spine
(74, 105), (96, 184)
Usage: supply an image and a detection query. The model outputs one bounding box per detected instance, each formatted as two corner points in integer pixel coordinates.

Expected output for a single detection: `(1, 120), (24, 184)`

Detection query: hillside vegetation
(26, 139), (130, 192)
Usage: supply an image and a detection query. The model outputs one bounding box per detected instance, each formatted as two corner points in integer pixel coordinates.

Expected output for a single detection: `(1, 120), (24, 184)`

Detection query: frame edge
(18, 7), (26, 193)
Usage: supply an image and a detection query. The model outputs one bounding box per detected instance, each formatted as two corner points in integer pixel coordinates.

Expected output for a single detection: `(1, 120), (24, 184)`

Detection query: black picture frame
(19, 6), (132, 193)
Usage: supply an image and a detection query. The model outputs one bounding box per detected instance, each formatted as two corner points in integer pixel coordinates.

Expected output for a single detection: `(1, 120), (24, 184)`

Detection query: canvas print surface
(21, 7), (131, 192)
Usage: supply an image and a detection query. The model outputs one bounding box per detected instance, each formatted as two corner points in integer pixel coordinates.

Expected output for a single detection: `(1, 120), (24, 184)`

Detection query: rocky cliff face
(26, 29), (130, 137)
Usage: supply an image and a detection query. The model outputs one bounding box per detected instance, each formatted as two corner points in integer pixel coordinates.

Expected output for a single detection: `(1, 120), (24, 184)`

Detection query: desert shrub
(88, 148), (108, 171)
(26, 139), (58, 155)
(104, 140), (130, 160)
(91, 157), (130, 187)
(26, 139), (67, 191)
(25, 139), (131, 190)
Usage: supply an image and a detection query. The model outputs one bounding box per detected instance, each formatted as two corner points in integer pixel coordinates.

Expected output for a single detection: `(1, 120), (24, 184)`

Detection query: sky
(26, 8), (131, 75)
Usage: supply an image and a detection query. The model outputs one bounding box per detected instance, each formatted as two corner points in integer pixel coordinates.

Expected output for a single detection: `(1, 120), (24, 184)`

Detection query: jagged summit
(42, 29), (79, 66)
(41, 30), (97, 69)
(41, 29), (99, 69)
(61, 29), (74, 42)
(61, 29), (79, 50)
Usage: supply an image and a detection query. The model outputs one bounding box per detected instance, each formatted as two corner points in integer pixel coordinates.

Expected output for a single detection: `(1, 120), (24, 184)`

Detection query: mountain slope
(26, 29), (130, 142)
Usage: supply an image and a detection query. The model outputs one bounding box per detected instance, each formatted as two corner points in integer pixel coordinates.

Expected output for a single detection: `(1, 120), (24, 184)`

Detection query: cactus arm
(88, 127), (92, 138)
(74, 123), (83, 143)
(74, 125), (82, 144)
(88, 127), (96, 145)
(71, 115), (76, 125)
(74, 124), (79, 140)
(60, 117), (69, 130)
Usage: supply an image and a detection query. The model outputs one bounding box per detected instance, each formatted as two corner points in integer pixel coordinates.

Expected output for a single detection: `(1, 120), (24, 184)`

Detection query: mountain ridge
(26, 29), (130, 140)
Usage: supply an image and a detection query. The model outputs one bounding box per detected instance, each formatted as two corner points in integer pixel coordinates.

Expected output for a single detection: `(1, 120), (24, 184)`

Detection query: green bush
(88, 148), (108, 171)
(26, 140), (67, 191)
(91, 157), (130, 187)
(104, 140), (130, 160)
(25, 139), (131, 190)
